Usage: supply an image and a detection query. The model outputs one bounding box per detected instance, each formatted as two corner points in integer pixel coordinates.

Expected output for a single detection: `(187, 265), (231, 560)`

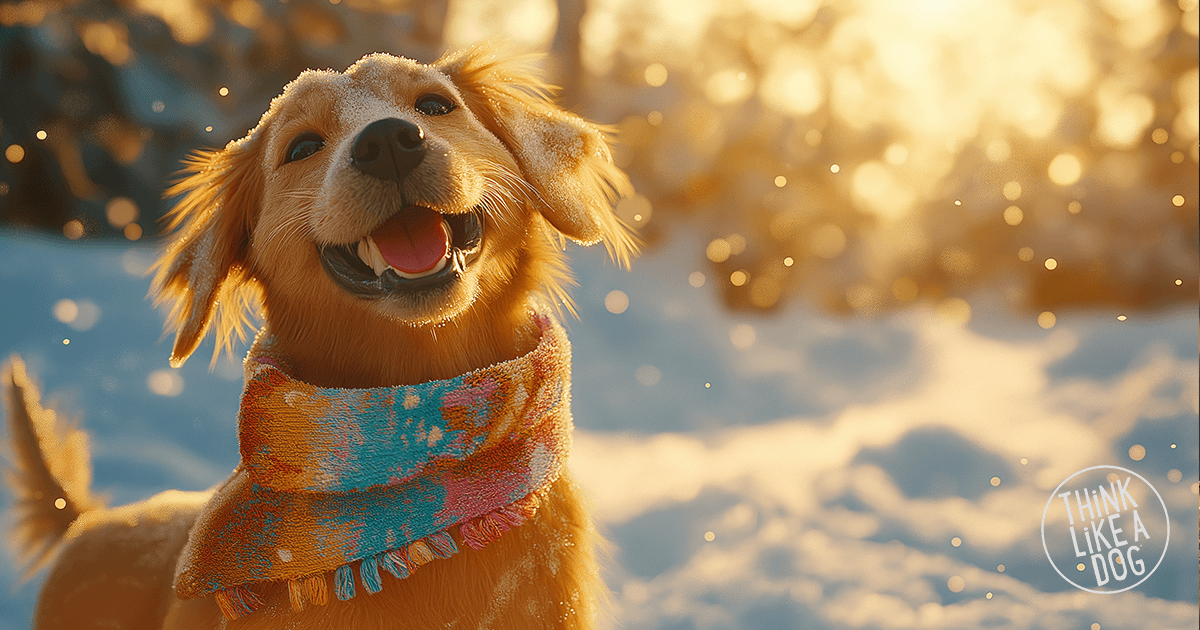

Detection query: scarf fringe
(214, 585), (263, 620)
(215, 492), (544, 619)
(459, 492), (541, 550)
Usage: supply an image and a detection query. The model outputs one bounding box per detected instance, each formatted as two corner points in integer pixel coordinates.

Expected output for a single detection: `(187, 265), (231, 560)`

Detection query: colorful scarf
(174, 312), (573, 619)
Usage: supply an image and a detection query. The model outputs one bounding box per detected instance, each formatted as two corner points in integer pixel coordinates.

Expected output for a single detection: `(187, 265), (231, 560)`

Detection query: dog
(4, 44), (636, 629)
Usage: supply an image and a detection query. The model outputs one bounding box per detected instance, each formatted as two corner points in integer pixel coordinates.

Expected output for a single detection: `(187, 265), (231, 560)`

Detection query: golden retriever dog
(4, 44), (636, 629)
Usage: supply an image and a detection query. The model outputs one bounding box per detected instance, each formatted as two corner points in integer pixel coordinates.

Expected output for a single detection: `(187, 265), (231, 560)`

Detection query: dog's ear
(437, 46), (638, 267)
(151, 135), (263, 368)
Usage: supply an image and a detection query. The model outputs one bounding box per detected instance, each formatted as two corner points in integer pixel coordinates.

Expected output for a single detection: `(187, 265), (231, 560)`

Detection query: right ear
(152, 134), (263, 368)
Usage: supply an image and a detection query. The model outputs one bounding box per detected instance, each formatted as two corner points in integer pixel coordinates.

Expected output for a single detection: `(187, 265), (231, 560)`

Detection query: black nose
(351, 118), (427, 181)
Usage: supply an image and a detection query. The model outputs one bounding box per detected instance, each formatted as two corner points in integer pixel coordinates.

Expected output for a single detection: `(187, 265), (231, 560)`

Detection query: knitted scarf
(174, 312), (573, 619)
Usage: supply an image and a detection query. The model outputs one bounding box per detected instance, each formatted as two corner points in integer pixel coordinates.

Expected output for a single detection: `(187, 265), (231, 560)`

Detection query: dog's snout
(351, 118), (427, 182)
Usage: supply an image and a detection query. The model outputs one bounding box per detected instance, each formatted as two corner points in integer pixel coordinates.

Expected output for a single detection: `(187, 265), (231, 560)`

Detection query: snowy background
(1, 229), (1196, 629)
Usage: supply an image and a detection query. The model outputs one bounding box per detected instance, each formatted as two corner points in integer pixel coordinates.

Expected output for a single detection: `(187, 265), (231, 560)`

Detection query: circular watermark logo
(1041, 465), (1170, 594)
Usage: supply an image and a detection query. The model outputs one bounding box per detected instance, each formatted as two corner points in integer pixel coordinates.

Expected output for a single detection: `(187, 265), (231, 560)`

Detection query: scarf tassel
(459, 492), (542, 550)
(218, 496), (538, 619)
(285, 574), (331, 613)
(214, 585), (263, 620)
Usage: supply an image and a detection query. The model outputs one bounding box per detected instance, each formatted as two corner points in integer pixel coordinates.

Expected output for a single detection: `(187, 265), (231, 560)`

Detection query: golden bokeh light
(644, 63), (668, 87)
(1047, 153), (1083, 186)
(688, 271), (706, 288)
(729, 270), (748, 287)
(124, 223), (143, 240)
(36, 130), (47, 140)
(604, 290), (629, 314)
(1128, 444), (1146, 461)
(729, 324), (756, 349)
(1167, 469), (1183, 483)
(990, 476), (1002, 486)
(635, 365), (662, 387)
(1038, 311), (1056, 329)
(227, 0), (264, 29)
(63, 219), (84, 239)
(147, 369), (184, 397)
(810, 224), (846, 259)
(1003, 205), (1024, 226)
(1172, 194), (1185, 206)
(53, 299), (79, 324)
(986, 139), (1011, 162)
(1017, 247), (1035, 262)
(937, 298), (971, 325)
(950, 536), (962, 547)
(706, 239), (731, 263)
(1044, 258), (1058, 270)
(5, 144), (24, 163)
(947, 576), (965, 593)
(105, 197), (138, 228)
(1002, 181), (1023, 201)
(80, 21), (132, 66)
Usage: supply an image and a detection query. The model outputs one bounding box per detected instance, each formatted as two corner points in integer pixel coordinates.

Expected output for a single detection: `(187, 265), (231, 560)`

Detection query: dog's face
(154, 47), (636, 369)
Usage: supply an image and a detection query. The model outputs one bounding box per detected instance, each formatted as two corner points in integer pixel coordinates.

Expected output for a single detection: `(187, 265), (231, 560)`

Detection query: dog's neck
(254, 297), (542, 389)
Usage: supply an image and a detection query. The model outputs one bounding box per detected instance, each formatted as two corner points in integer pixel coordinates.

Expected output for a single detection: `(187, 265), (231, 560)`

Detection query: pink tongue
(371, 207), (450, 274)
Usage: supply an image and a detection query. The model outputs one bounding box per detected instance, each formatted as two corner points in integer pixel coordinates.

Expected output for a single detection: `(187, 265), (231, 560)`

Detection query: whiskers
(476, 161), (541, 227)
(261, 189), (319, 251)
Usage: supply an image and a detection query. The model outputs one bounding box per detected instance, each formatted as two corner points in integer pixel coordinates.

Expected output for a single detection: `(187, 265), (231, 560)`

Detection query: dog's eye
(415, 94), (456, 117)
(285, 133), (325, 164)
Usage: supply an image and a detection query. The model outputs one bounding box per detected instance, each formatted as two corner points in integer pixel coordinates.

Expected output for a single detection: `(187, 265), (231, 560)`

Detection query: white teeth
(357, 236), (388, 277)
(394, 254), (450, 279)
(356, 220), (453, 279)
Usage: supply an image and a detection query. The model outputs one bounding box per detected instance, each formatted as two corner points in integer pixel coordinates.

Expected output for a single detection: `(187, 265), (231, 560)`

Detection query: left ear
(437, 45), (638, 267)
(151, 134), (263, 367)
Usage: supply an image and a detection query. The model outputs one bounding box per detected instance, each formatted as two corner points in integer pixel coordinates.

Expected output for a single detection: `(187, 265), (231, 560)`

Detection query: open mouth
(319, 207), (482, 298)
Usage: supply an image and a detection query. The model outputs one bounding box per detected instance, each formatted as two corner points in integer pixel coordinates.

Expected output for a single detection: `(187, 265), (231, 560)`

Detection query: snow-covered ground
(1, 230), (1196, 629)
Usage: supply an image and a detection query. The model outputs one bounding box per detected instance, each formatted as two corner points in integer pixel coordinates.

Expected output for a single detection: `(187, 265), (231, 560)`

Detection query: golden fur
(5, 44), (636, 629)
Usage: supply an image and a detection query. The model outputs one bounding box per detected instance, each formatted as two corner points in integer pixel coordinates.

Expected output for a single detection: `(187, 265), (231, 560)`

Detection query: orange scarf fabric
(174, 312), (573, 619)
